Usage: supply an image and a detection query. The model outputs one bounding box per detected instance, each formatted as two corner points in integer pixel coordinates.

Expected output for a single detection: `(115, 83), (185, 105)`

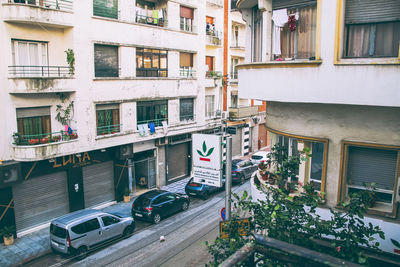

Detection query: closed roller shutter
(273, 0), (316, 10)
(345, 0), (400, 24)
(167, 142), (189, 181)
(13, 171), (68, 232)
(231, 128), (242, 157)
(82, 161), (115, 208)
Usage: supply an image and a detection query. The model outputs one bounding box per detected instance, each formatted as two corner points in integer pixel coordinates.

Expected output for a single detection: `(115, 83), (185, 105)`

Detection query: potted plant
(70, 132), (78, 139)
(0, 225), (15, 246)
(51, 135), (61, 142)
(28, 138), (39, 145)
(12, 132), (21, 145)
(40, 137), (49, 144)
(123, 187), (131, 202)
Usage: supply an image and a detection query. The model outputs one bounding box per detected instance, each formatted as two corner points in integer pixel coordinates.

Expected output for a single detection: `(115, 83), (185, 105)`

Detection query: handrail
(5, 0), (73, 12)
(137, 119), (166, 127)
(96, 124), (121, 135)
(8, 65), (71, 78)
(136, 14), (167, 27)
(179, 68), (196, 78)
(13, 130), (77, 146)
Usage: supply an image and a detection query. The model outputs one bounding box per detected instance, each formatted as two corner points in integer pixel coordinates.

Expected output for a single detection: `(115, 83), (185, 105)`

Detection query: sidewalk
(0, 177), (190, 267)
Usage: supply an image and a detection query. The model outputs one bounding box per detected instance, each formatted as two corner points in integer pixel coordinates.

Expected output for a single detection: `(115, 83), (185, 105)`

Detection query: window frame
(136, 48), (168, 77)
(16, 107), (51, 139)
(136, 100), (168, 127)
(205, 95), (215, 118)
(339, 141), (400, 218)
(94, 44), (119, 78)
(96, 104), (120, 135)
(93, 0), (119, 19)
(179, 98), (194, 122)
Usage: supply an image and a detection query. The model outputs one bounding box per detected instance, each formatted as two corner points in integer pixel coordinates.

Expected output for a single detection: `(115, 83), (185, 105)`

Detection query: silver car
(50, 209), (135, 259)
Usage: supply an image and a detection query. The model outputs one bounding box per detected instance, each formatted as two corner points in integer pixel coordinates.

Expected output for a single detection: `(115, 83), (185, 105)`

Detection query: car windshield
(252, 155), (263, 160)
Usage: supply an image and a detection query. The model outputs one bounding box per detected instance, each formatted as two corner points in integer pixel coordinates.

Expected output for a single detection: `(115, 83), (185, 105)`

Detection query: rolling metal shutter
(347, 146), (397, 190)
(273, 0), (316, 10)
(345, 0), (400, 24)
(13, 171), (68, 232)
(82, 161), (115, 208)
(167, 143), (189, 181)
(231, 128), (242, 157)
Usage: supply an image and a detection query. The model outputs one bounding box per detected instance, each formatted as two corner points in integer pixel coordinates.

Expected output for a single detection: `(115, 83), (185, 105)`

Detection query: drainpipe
(223, 0), (229, 111)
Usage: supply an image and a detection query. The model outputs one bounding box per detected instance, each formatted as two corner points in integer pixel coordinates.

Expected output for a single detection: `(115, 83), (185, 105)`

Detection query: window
(180, 98), (194, 121)
(344, 0), (400, 58)
(11, 40), (48, 77)
(71, 218), (100, 234)
(272, 1), (317, 60)
(136, 48), (168, 77)
(17, 107), (51, 140)
(205, 56), (214, 77)
(136, 0), (166, 27)
(343, 144), (399, 215)
(180, 52), (194, 77)
(93, 0), (118, 19)
(205, 95), (215, 118)
(231, 57), (239, 80)
(96, 104), (120, 135)
(232, 25), (239, 47)
(137, 100), (168, 127)
(180, 6), (194, 32)
(94, 44), (119, 77)
(309, 141), (324, 191)
(252, 6), (263, 62)
(101, 216), (120, 226)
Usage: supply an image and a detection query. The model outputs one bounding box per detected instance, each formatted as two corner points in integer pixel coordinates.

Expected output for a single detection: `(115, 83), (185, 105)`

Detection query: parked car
(185, 177), (225, 199)
(131, 190), (190, 224)
(224, 159), (258, 184)
(251, 151), (271, 165)
(50, 209), (135, 259)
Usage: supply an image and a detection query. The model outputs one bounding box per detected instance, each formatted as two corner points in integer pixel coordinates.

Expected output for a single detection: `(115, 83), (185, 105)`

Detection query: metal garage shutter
(167, 143), (189, 181)
(82, 161), (115, 208)
(273, 0), (316, 10)
(13, 171), (68, 232)
(345, 0), (400, 24)
(231, 128), (242, 157)
(347, 146), (397, 190)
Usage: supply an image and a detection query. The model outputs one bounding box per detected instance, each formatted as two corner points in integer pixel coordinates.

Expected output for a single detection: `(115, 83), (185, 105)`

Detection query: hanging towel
(148, 122), (156, 134)
(161, 121), (168, 135)
(272, 9), (288, 56)
(143, 124), (150, 136)
(137, 124), (145, 136)
(153, 10), (158, 24)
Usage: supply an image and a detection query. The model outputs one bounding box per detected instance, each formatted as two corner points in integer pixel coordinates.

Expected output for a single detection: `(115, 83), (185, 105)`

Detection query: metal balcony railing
(205, 71), (222, 78)
(6, 0), (73, 12)
(8, 65), (71, 78)
(205, 110), (221, 119)
(137, 118), (167, 128)
(13, 130), (77, 146)
(96, 124), (121, 136)
(136, 13), (167, 27)
(180, 114), (196, 122)
(179, 68), (196, 78)
(136, 68), (168, 78)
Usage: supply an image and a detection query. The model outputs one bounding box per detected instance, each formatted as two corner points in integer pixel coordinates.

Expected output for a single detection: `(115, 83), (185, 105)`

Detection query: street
(24, 181), (250, 267)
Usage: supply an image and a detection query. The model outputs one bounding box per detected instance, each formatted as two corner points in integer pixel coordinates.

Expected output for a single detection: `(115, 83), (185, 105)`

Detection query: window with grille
(136, 48), (168, 77)
(96, 104), (120, 135)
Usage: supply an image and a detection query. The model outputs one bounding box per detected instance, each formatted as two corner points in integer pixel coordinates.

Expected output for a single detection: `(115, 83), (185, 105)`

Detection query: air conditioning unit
(156, 137), (168, 146)
(221, 111), (229, 120)
(0, 161), (22, 188)
(118, 144), (134, 160)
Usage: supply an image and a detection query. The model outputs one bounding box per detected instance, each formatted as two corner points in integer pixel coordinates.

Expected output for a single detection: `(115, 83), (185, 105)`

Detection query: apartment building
(236, 0), (400, 254)
(0, 0), (229, 236)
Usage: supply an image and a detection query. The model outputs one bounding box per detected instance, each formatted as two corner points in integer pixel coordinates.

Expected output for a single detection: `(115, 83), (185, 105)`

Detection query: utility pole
(223, 0), (229, 111)
(225, 136), (232, 220)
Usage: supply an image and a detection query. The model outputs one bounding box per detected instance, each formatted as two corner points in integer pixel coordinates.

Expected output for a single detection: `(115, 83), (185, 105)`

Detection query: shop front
(166, 134), (192, 183)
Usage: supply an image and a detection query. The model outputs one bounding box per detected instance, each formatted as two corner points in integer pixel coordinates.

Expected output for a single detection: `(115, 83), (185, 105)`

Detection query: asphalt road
(25, 181), (250, 267)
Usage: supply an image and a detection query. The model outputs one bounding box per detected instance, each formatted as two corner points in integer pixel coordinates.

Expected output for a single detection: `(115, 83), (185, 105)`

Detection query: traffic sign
(221, 208), (225, 221)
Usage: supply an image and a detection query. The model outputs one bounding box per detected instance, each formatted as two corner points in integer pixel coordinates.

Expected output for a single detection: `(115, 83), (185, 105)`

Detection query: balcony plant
(51, 135), (61, 143)
(40, 137), (49, 144)
(64, 49), (75, 75)
(70, 132), (78, 140)
(12, 132), (21, 145)
(0, 225), (15, 246)
(28, 138), (39, 145)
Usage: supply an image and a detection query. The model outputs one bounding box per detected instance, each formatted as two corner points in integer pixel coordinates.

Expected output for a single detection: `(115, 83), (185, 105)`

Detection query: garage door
(82, 161), (115, 208)
(167, 142), (189, 181)
(13, 171), (68, 232)
(231, 128), (242, 157)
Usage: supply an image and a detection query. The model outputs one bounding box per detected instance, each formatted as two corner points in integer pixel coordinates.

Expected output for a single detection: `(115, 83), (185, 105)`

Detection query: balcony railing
(9, 66), (71, 78)
(136, 68), (168, 78)
(179, 67), (196, 78)
(13, 130), (77, 146)
(5, 0), (73, 12)
(206, 71), (222, 78)
(206, 29), (222, 46)
(136, 11), (167, 27)
(137, 118), (166, 128)
(96, 124), (121, 136)
(205, 110), (221, 119)
(229, 106), (259, 119)
(180, 114), (196, 122)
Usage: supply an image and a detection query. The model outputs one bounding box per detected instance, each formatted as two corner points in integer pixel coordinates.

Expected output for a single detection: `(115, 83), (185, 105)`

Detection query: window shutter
(180, 6), (194, 19)
(16, 107), (50, 118)
(347, 146), (397, 191)
(272, 0), (316, 10)
(94, 44), (119, 77)
(96, 104), (119, 110)
(206, 16), (214, 24)
(345, 0), (400, 24)
(180, 53), (193, 67)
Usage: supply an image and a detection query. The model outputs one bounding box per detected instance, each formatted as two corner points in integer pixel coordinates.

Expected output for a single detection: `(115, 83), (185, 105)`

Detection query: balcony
(179, 67), (196, 78)
(229, 72), (238, 84)
(8, 65), (75, 93)
(96, 124), (121, 136)
(13, 129), (78, 161)
(206, 0), (223, 7)
(206, 29), (222, 46)
(205, 71), (222, 88)
(205, 110), (221, 120)
(2, 0), (74, 28)
(136, 7), (167, 28)
(229, 105), (258, 119)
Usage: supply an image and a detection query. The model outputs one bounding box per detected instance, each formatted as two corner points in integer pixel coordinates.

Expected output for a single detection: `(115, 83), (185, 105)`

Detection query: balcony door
(12, 40), (48, 77)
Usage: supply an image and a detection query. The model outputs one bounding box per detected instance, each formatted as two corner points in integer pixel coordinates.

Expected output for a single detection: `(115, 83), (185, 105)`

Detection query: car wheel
(76, 246), (88, 260)
(152, 213), (161, 224)
(181, 201), (189, 211)
(123, 225), (134, 238)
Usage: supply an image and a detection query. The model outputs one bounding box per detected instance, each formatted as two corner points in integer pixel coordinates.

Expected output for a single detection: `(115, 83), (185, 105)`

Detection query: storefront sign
(52, 152), (91, 168)
(193, 167), (222, 187)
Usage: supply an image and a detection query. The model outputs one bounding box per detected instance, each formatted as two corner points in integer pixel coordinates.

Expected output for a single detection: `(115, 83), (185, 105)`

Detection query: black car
(224, 159), (258, 184)
(185, 177), (225, 199)
(131, 190), (190, 224)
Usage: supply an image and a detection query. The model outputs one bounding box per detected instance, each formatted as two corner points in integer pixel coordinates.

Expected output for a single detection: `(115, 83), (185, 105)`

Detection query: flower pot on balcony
(28, 139), (39, 145)
(40, 138), (49, 144)
(70, 133), (78, 139)
(51, 135), (61, 142)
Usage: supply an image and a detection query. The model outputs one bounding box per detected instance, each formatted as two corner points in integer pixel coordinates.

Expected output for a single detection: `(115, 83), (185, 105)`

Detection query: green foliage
(64, 49), (75, 75)
(55, 93), (74, 126)
(0, 225), (15, 238)
(12, 132), (21, 145)
(207, 144), (385, 266)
